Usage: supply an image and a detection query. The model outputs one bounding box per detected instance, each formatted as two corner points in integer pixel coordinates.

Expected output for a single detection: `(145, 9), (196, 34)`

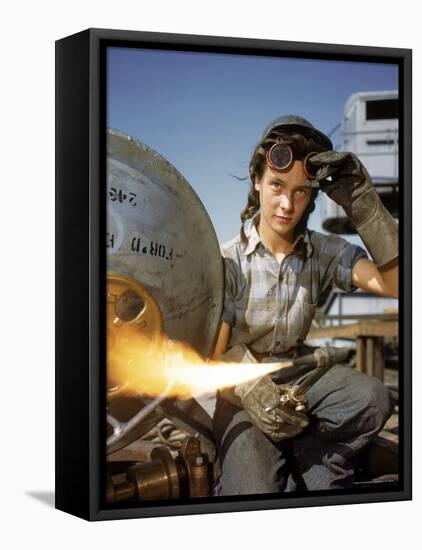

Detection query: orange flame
(107, 326), (291, 400)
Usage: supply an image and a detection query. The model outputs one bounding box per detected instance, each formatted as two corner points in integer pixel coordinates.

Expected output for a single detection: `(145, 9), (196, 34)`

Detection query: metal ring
(303, 151), (319, 180)
(266, 143), (293, 171)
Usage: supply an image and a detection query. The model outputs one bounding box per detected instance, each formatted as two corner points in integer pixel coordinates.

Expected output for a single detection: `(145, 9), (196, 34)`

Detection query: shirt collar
(241, 211), (313, 259)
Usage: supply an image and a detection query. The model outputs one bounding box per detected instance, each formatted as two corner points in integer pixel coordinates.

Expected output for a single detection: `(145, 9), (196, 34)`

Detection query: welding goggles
(266, 142), (320, 181)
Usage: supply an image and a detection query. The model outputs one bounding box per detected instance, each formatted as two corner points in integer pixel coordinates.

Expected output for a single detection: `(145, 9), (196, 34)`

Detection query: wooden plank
(308, 320), (398, 339)
(373, 337), (385, 381)
(360, 430), (399, 478)
(372, 430), (399, 452)
(356, 338), (366, 373)
(320, 314), (398, 321)
(366, 338), (374, 377)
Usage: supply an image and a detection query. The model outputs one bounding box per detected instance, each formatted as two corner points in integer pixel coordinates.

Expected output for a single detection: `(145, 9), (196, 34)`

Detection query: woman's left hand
(307, 150), (373, 216)
(308, 151), (398, 268)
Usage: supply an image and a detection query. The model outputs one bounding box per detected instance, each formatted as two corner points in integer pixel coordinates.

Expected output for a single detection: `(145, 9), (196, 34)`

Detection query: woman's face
(254, 160), (312, 243)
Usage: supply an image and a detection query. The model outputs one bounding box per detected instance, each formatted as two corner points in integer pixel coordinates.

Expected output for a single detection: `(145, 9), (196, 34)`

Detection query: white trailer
(322, 90), (398, 234)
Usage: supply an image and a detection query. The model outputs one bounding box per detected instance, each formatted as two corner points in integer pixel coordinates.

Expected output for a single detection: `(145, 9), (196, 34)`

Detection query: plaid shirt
(221, 212), (367, 355)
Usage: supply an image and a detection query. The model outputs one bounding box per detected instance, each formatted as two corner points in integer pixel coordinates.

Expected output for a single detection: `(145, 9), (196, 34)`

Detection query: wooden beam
(308, 320), (398, 339)
(361, 430), (399, 478)
(356, 338), (366, 372)
(366, 337), (374, 377)
(373, 337), (385, 381)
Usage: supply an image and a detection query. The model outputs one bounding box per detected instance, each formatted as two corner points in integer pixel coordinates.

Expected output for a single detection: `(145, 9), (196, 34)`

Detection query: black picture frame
(55, 27), (412, 521)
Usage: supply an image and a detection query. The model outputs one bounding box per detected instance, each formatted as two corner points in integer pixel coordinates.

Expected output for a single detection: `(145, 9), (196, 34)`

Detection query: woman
(211, 115), (398, 495)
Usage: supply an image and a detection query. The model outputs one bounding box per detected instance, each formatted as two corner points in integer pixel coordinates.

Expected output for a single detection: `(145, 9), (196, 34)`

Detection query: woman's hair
(240, 129), (326, 238)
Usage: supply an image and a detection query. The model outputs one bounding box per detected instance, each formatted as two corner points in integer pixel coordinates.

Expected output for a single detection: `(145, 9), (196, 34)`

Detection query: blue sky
(107, 47), (398, 243)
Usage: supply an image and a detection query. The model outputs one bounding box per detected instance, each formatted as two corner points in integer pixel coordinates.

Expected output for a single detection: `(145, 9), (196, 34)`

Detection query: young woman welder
(211, 115), (398, 496)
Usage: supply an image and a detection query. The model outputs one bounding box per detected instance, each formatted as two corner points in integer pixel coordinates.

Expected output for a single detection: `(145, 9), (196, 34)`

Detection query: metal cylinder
(188, 454), (211, 497)
(126, 461), (173, 500)
(107, 129), (224, 357)
(106, 475), (137, 503)
(126, 447), (180, 500)
(107, 438), (213, 502)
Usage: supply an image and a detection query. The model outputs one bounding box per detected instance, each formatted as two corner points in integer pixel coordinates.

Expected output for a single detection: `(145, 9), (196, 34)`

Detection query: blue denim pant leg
(211, 365), (393, 495)
(211, 394), (290, 496)
(289, 365), (394, 490)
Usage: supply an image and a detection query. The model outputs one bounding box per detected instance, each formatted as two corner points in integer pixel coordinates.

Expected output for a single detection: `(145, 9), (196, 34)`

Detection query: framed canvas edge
(55, 29), (92, 520)
(55, 27), (412, 522)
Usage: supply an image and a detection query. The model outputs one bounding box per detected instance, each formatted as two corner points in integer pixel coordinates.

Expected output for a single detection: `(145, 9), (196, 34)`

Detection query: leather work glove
(219, 344), (309, 442)
(233, 375), (309, 442)
(308, 151), (398, 267)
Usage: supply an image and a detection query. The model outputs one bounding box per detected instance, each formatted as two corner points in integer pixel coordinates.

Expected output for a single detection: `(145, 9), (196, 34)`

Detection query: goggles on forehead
(266, 142), (320, 182)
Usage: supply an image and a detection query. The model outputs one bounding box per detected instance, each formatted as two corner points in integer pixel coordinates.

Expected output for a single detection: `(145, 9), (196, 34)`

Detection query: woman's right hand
(234, 375), (309, 442)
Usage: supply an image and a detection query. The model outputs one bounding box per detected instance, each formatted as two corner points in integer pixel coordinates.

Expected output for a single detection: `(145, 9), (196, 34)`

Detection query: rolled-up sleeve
(320, 235), (368, 293)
